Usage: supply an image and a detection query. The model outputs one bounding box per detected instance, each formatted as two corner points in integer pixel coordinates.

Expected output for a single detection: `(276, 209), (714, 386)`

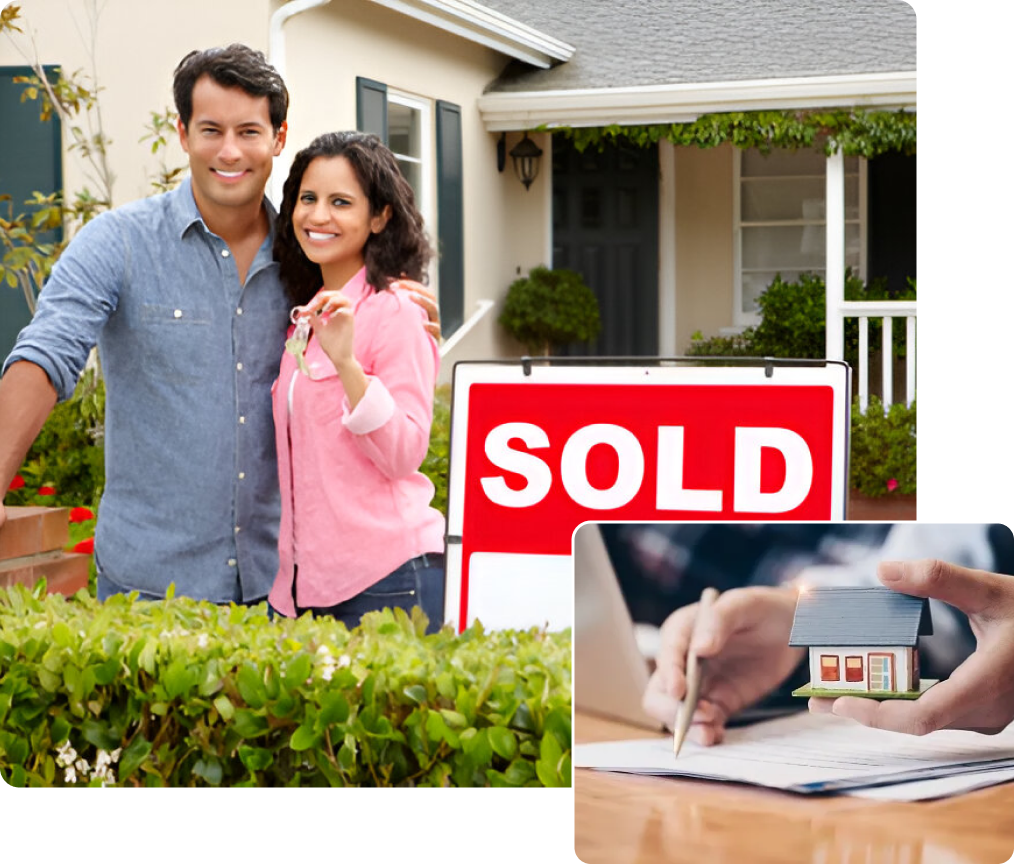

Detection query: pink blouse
(268, 267), (445, 616)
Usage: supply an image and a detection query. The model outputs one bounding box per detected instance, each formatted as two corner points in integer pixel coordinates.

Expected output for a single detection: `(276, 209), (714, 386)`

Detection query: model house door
(868, 653), (895, 692)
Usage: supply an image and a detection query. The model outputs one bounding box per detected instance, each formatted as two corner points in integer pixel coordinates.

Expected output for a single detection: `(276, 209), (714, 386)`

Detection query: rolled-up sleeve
(341, 292), (439, 479)
(3, 211), (124, 401)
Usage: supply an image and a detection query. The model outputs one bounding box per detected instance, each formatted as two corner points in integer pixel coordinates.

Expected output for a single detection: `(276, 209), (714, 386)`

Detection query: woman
(268, 131), (445, 631)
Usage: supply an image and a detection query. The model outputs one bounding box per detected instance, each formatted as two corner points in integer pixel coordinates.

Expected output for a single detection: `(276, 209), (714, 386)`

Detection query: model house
(788, 586), (934, 698)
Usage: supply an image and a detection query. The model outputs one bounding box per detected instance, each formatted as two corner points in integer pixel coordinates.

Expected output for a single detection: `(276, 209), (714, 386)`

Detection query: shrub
(498, 266), (601, 355)
(849, 397), (916, 497)
(0, 584), (572, 787)
(5, 374), (104, 511)
(421, 384), (451, 516)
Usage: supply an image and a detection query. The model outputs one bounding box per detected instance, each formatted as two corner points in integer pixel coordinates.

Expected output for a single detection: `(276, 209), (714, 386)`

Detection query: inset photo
(574, 522), (1014, 864)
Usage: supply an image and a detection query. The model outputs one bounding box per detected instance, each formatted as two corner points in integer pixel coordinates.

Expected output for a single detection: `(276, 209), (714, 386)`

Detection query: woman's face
(291, 155), (389, 281)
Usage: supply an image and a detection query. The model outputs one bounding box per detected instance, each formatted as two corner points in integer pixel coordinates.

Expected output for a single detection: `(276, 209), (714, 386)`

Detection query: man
(0, 44), (440, 605)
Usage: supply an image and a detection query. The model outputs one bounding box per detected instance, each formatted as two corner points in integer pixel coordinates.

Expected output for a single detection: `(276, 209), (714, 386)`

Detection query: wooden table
(575, 712), (1014, 864)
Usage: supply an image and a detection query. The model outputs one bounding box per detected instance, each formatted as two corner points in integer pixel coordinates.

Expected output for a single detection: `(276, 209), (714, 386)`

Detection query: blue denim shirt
(3, 180), (289, 602)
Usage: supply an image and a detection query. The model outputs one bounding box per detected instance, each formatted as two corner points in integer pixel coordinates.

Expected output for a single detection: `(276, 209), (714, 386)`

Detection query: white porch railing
(832, 300), (917, 410)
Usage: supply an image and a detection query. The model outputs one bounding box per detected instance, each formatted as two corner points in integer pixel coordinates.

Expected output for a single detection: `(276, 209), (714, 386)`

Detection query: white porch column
(825, 147), (845, 361)
(658, 139), (677, 355)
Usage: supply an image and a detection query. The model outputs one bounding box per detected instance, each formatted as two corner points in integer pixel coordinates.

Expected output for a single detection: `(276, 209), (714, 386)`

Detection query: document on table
(574, 711), (1014, 796)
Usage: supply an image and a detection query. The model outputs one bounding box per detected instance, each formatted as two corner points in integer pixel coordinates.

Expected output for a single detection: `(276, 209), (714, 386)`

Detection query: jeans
(272, 553), (446, 634)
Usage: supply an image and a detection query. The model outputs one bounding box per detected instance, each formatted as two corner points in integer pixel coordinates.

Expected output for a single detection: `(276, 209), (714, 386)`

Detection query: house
(788, 586), (935, 698)
(1, 0), (915, 403)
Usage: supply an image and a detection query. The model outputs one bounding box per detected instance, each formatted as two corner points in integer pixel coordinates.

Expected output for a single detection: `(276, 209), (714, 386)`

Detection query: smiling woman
(267, 131), (445, 632)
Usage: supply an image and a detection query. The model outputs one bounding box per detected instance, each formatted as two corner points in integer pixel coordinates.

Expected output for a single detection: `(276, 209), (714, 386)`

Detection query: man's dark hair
(173, 44), (289, 131)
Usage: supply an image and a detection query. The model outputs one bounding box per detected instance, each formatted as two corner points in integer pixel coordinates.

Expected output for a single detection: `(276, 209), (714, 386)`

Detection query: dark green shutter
(0, 65), (63, 361)
(435, 100), (463, 337)
(356, 77), (388, 145)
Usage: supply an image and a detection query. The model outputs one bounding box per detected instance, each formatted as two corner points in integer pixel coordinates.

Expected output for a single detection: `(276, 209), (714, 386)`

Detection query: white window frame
(732, 148), (868, 328)
(386, 89), (437, 288)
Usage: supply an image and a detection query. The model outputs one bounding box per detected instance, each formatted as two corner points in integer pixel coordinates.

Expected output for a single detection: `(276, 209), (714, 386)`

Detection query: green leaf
(213, 695), (235, 720)
(540, 730), (563, 767)
(119, 736), (152, 779)
(403, 684), (427, 704)
(238, 745), (273, 772)
(282, 653), (312, 690)
(237, 664), (267, 708)
(487, 726), (517, 761)
(535, 758), (559, 787)
(505, 758), (536, 786)
(52, 621), (72, 647)
(289, 723), (318, 752)
(192, 756), (223, 786)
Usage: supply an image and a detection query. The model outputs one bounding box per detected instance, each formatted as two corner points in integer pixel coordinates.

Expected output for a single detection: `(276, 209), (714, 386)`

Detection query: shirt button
(238, 472), (245, 480)
(227, 558), (237, 567)
(234, 526), (241, 534)
(221, 249), (230, 258)
(236, 362), (243, 371)
(239, 416), (246, 424)
(173, 309), (183, 319)
(236, 307), (243, 316)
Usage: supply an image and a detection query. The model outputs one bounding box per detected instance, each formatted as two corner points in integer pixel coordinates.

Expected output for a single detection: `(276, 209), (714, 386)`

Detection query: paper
(574, 711), (1014, 795)
(844, 767), (1015, 801)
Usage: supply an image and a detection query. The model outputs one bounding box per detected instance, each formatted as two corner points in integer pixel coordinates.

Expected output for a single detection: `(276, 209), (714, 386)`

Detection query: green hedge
(0, 584), (572, 787)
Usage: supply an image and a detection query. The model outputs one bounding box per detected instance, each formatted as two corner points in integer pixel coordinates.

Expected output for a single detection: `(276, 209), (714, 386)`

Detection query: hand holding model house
(807, 560), (1014, 736)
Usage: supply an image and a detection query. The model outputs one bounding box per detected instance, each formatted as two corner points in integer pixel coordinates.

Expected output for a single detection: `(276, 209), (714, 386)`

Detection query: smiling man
(0, 45), (439, 605)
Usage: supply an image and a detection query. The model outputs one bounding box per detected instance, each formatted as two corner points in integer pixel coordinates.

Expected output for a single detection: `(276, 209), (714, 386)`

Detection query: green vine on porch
(544, 108), (916, 158)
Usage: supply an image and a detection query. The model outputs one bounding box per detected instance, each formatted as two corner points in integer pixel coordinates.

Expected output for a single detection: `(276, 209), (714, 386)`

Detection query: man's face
(177, 75), (286, 216)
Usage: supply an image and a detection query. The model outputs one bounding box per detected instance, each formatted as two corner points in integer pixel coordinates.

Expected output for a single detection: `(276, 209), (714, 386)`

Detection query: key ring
(289, 306), (307, 325)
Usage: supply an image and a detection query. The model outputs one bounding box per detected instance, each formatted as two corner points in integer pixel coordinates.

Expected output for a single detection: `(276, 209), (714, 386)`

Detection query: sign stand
(444, 357), (851, 633)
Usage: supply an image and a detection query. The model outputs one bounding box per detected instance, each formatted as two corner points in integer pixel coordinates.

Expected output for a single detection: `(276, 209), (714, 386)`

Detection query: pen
(673, 586), (719, 757)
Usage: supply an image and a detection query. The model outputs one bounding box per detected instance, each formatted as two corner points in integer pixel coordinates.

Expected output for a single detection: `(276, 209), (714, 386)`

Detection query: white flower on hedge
(338, 654), (351, 668)
(74, 757), (90, 775)
(197, 633), (209, 649)
(64, 767), (77, 784)
(34, 620), (46, 629)
(55, 741), (77, 768)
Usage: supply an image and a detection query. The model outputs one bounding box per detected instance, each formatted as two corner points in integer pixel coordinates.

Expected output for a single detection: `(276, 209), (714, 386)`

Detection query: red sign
(445, 365), (849, 631)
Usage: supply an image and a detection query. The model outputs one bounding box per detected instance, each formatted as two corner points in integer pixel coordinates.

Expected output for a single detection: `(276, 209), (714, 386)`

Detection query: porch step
(0, 506), (90, 596)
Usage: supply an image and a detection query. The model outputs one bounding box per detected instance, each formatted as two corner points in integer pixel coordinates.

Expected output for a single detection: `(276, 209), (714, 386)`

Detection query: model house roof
(788, 587), (933, 647)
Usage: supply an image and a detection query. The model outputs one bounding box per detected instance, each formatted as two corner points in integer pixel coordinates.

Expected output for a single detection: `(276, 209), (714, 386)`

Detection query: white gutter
(268, 0), (333, 204)
(367, 0), (573, 68)
(478, 71), (917, 131)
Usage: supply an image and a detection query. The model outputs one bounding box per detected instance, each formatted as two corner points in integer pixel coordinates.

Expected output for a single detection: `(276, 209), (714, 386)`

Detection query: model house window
(820, 655), (839, 681)
(356, 77), (463, 338)
(845, 656), (864, 682)
(735, 147), (865, 326)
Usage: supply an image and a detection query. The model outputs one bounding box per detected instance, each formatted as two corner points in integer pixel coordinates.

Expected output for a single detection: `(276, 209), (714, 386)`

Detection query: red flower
(38, 486), (57, 496)
(72, 538), (94, 554)
(69, 506), (95, 523)
(8, 475), (25, 491)
(886, 478), (899, 492)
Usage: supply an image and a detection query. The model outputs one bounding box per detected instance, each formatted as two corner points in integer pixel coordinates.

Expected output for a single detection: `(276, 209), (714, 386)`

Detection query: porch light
(509, 133), (542, 191)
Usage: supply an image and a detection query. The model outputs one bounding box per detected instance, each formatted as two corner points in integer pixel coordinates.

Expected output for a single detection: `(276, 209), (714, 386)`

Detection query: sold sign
(444, 362), (849, 632)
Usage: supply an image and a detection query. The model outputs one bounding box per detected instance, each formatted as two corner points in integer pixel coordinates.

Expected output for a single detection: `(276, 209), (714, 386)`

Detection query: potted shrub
(498, 266), (601, 356)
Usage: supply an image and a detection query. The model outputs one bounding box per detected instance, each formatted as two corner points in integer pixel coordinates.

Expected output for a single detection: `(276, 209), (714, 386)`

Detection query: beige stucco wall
(671, 142), (738, 353)
(1, 0), (272, 204)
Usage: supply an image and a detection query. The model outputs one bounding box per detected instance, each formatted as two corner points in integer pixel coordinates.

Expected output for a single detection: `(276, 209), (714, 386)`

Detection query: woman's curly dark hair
(274, 131), (433, 306)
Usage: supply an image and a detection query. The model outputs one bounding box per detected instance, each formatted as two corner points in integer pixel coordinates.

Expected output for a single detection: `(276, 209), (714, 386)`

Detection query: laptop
(574, 522), (663, 730)
(574, 522), (801, 731)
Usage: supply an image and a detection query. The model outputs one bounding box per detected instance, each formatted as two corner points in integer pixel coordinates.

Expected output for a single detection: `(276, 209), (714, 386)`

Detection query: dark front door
(552, 138), (658, 356)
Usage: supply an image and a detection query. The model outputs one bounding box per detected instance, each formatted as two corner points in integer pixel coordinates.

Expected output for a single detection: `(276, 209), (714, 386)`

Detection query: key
(286, 309), (311, 376)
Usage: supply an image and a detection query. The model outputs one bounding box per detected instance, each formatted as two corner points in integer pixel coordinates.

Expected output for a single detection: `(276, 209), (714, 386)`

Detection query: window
(356, 78), (462, 337)
(820, 654), (839, 682)
(845, 656), (864, 682)
(735, 147), (866, 326)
